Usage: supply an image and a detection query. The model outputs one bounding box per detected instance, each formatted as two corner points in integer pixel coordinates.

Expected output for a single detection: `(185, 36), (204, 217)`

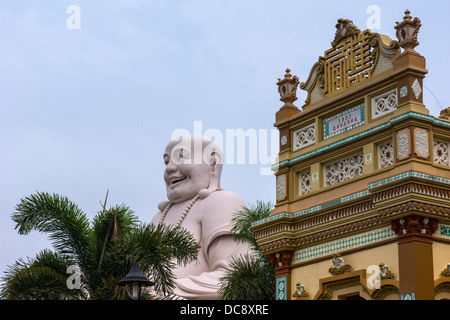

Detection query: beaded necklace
(158, 194), (200, 226)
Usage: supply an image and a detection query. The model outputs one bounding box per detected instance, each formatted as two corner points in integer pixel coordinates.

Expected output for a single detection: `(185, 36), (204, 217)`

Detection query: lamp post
(116, 262), (154, 300)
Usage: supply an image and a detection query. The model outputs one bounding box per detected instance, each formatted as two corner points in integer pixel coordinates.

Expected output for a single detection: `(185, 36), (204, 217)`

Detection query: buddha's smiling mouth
(170, 176), (187, 186)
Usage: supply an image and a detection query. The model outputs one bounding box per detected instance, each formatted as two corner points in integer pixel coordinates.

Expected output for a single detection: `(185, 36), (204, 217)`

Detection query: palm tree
(218, 200), (276, 300)
(1, 191), (200, 300)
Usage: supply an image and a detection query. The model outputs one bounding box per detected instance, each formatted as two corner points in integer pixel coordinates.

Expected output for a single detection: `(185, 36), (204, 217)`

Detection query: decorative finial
(403, 9), (412, 21)
(395, 9), (422, 53)
(276, 68), (300, 109)
(284, 68), (292, 79)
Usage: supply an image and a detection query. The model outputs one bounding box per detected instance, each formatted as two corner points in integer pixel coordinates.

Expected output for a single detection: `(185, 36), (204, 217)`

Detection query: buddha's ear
(199, 149), (223, 199)
(208, 150), (222, 174)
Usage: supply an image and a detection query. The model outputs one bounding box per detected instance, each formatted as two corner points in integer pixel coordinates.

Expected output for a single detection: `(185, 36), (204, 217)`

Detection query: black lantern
(116, 262), (154, 300)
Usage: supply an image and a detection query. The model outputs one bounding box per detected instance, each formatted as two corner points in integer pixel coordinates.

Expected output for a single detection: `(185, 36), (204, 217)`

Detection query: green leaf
(218, 253), (275, 300)
(1, 250), (81, 300)
(11, 192), (96, 289)
(231, 200), (273, 250)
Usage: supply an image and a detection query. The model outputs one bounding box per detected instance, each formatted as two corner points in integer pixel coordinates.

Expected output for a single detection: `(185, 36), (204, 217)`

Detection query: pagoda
(252, 10), (450, 300)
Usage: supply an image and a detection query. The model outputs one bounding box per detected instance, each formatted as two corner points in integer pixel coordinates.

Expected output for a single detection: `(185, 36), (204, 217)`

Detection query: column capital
(391, 215), (438, 244)
(269, 250), (294, 276)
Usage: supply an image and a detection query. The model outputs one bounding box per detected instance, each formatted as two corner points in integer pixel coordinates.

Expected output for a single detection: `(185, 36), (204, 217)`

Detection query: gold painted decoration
(292, 283), (309, 298)
(379, 263), (395, 279)
(300, 20), (399, 108)
(328, 254), (352, 276)
(439, 107), (450, 121)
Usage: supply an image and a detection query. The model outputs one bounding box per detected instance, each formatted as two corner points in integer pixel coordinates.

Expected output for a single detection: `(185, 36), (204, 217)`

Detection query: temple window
(293, 123), (316, 151)
(434, 139), (450, 166)
(371, 89), (398, 119)
(324, 152), (364, 186)
(378, 141), (394, 169)
(299, 171), (312, 195)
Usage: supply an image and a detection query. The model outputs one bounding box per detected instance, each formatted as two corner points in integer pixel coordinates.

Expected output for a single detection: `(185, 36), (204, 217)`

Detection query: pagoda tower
(253, 10), (450, 300)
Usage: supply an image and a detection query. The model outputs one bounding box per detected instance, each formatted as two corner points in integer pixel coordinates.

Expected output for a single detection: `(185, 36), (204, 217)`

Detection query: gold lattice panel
(323, 30), (374, 95)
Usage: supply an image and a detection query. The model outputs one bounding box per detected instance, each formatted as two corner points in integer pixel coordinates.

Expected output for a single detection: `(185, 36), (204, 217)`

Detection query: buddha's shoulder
(202, 189), (245, 206)
(198, 190), (245, 219)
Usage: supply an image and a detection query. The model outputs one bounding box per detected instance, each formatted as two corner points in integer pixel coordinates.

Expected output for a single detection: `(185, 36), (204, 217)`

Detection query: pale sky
(1, 0), (449, 281)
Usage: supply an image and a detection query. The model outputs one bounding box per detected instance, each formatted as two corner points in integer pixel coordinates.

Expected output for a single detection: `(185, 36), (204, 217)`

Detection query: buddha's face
(163, 138), (212, 204)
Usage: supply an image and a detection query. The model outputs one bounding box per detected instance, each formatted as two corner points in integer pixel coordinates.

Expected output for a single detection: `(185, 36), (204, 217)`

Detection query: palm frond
(92, 204), (139, 265)
(231, 200), (273, 249)
(11, 192), (96, 291)
(101, 223), (200, 297)
(1, 250), (80, 300)
(218, 253), (275, 300)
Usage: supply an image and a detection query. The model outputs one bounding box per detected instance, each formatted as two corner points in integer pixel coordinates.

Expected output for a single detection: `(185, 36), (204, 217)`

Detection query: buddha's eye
(163, 155), (169, 165)
(171, 147), (191, 165)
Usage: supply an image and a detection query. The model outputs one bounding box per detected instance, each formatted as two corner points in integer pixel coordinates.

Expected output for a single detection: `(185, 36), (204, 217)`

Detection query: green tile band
(293, 227), (396, 263)
(252, 171), (450, 227)
(272, 111), (450, 170)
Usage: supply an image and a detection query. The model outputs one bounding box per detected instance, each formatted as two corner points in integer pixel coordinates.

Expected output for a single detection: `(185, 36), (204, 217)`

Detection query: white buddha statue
(150, 134), (251, 299)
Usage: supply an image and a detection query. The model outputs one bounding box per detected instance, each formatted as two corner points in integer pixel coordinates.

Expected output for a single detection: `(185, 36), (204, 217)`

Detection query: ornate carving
(293, 123), (315, 150)
(411, 79), (422, 100)
(299, 171), (312, 196)
(391, 215), (438, 244)
(300, 20), (399, 108)
(396, 129), (410, 160)
(379, 263), (395, 279)
(277, 68), (300, 109)
(332, 19), (361, 48)
(440, 265), (450, 277)
(439, 107), (450, 121)
(380, 201), (450, 221)
(317, 274), (363, 300)
(372, 53), (394, 76)
(372, 89), (398, 119)
(292, 283), (309, 298)
(434, 139), (449, 165)
(325, 152), (364, 186)
(368, 33), (399, 76)
(372, 182), (450, 204)
(276, 174), (287, 202)
(395, 10), (422, 53)
(378, 141), (394, 168)
(414, 128), (429, 158)
(270, 251), (294, 275)
(329, 254), (352, 276)
(327, 30), (374, 95)
(257, 176), (450, 254)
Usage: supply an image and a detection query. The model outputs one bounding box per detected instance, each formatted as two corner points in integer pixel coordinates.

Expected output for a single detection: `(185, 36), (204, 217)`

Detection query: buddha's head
(163, 134), (223, 204)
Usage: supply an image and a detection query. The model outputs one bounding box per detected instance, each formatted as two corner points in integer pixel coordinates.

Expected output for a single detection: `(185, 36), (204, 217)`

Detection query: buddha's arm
(173, 233), (250, 299)
(173, 191), (251, 299)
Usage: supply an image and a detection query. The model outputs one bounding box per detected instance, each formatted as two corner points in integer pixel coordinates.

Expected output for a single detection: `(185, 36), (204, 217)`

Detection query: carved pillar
(391, 215), (438, 299)
(269, 250), (294, 300)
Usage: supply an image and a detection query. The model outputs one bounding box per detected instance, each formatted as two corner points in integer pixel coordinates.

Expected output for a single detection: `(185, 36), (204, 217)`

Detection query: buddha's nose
(165, 160), (178, 173)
